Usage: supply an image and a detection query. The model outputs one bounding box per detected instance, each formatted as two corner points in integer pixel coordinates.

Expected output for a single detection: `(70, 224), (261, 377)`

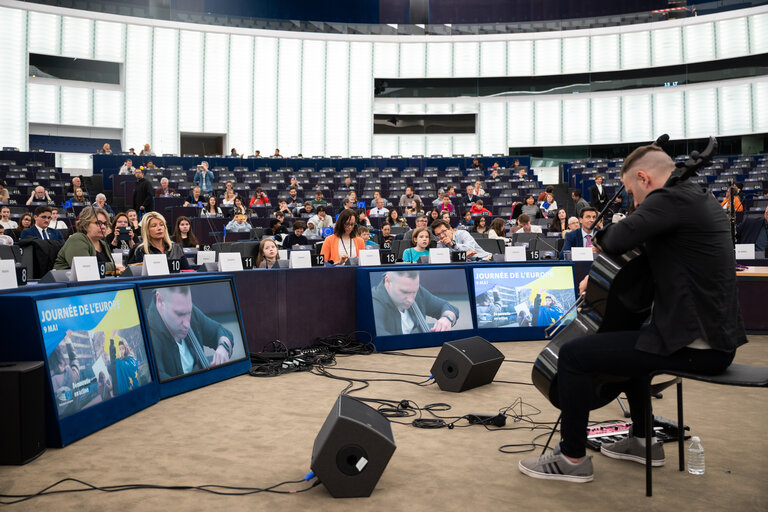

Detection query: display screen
(38, 289), (153, 419)
(472, 265), (577, 329)
(139, 280), (248, 382)
(369, 268), (474, 337)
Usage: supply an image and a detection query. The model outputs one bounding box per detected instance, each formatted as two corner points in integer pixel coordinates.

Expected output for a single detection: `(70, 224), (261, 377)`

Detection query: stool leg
(541, 414), (561, 456)
(646, 379), (653, 497)
(677, 380), (684, 471)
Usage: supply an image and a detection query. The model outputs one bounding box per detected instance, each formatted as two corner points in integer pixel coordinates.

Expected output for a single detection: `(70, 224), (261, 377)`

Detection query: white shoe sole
(518, 461), (594, 483)
(600, 445), (665, 467)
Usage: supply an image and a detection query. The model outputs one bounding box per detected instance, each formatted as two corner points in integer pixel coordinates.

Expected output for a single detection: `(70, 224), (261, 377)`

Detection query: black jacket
(133, 177), (154, 212)
(595, 180), (747, 355)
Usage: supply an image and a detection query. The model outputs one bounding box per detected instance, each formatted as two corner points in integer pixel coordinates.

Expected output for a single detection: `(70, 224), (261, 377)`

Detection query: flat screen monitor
(357, 266), (475, 350)
(138, 277), (250, 398)
(471, 264), (577, 340)
(37, 288), (154, 420)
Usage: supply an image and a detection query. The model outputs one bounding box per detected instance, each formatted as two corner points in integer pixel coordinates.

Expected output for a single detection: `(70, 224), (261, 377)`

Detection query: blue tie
(42, 228), (48, 240)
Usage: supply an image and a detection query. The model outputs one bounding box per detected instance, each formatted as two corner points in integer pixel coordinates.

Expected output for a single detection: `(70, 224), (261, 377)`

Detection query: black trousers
(557, 331), (735, 458)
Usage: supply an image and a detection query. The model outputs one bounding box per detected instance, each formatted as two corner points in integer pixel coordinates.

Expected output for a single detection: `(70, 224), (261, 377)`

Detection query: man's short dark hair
(316, 206), (326, 213)
(572, 190), (582, 199)
(269, 218), (281, 228)
(579, 207), (597, 218)
(34, 205), (52, 216)
(430, 219), (451, 232)
(293, 220), (306, 230)
(545, 186), (554, 194)
(416, 214), (428, 222)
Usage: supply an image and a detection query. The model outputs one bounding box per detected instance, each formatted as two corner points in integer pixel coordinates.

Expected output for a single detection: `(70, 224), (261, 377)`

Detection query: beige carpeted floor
(1, 336), (766, 511)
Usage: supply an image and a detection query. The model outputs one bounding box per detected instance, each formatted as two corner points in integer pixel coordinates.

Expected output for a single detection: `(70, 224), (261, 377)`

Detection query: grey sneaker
(600, 435), (665, 467)
(518, 444), (594, 483)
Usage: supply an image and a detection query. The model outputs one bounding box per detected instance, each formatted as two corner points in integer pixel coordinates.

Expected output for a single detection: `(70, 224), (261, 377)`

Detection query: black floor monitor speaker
(311, 395), (396, 498)
(0, 362), (46, 465)
(431, 337), (505, 392)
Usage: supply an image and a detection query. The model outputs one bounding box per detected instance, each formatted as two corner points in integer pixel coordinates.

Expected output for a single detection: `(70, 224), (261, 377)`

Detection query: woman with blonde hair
(127, 211), (189, 269)
(54, 206), (122, 273)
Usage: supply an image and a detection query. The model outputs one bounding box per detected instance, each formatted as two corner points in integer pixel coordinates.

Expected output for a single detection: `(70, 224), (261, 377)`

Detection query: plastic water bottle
(687, 436), (705, 475)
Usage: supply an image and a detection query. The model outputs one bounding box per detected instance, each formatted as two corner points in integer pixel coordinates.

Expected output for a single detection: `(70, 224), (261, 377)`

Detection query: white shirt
(309, 214), (333, 228)
(337, 238), (358, 258)
(400, 308), (415, 334)
(119, 165), (135, 175)
(369, 207), (390, 217)
(37, 225), (50, 239)
(0, 220), (17, 229)
(177, 339), (194, 373)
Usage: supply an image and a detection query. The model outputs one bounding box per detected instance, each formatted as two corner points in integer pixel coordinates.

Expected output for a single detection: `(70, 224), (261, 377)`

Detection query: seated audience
(54, 206), (120, 273)
(127, 211), (189, 269)
(510, 213), (543, 234)
(0, 179), (10, 203)
(119, 159), (136, 174)
(0, 226), (12, 245)
(402, 227), (431, 263)
(264, 217), (289, 237)
(289, 177), (303, 190)
(405, 199), (424, 216)
(21, 206), (64, 241)
(567, 216), (580, 232)
(464, 185), (479, 205)
(470, 199), (491, 216)
(399, 186), (421, 207)
(429, 208), (440, 224)
(155, 177), (175, 197)
(540, 192), (558, 216)
(386, 209), (407, 228)
(92, 194), (115, 218)
(276, 199), (293, 218)
(0, 206), (18, 230)
(200, 196), (222, 217)
(473, 180), (486, 196)
(305, 219), (319, 238)
(71, 187), (88, 205)
(102, 143), (112, 154)
(549, 208), (568, 233)
(27, 185), (52, 205)
(432, 219), (492, 261)
(250, 187), (271, 207)
(139, 143), (154, 156)
(18, 213), (33, 232)
(311, 190), (327, 206)
(472, 215), (490, 235)
(225, 213), (252, 233)
(378, 223), (394, 246)
(221, 188), (237, 206)
(440, 211), (452, 224)
(320, 209), (365, 265)
(184, 186), (205, 207)
(287, 187), (303, 207)
(720, 185), (743, 212)
(256, 238), (280, 269)
(107, 212), (139, 250)
(126, 209), (140, 232)
(471, 158), (484, 170)
(459, 211), (474, 230)
(282, 220), (309, 247)
(368, 197), (390, 217)
(439, 196), (455, 214)
(357, 225), (378, 247)
(230, 196), (249, 218)
(488, 217), (510, 245)
(369, 190), (389, 208)
(172, 216), (198, 248)
(308, 206), (333, 231)
(358, 211), (372, 228)
(230, 148), (239, 157)
(296, 201), (315, 218)
(520, 194), (542, 218)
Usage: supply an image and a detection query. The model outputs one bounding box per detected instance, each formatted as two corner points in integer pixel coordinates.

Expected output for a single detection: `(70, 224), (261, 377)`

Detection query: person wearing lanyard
(320, 208), (365, 265)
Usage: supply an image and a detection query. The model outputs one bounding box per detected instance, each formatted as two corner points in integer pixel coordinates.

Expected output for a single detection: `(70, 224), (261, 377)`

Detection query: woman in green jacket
(54, 206), (122, 274)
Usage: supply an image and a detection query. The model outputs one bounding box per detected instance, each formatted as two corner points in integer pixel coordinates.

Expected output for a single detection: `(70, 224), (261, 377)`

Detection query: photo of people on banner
(38, 290), (153, 418)
(472, 266), (577, 329)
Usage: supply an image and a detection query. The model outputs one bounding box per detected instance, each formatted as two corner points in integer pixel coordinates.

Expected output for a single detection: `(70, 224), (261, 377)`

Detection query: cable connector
(304, 471), (316, 481)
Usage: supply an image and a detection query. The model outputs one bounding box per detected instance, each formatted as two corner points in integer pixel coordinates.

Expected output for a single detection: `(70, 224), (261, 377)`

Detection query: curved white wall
(0, 0), (766, 168)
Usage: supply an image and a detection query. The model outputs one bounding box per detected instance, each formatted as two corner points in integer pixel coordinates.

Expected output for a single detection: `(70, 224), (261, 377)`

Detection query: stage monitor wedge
(431, 337), (504, 392)
(311, 395), (396, 498)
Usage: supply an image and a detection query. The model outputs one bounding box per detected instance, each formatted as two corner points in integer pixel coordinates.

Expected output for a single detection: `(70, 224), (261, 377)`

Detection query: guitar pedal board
(585, 418), (690, 451)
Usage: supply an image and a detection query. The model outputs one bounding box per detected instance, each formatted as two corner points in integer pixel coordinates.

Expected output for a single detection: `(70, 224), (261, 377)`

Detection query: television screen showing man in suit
(141, 281), (248, 382)
(370, 269), (473, 336)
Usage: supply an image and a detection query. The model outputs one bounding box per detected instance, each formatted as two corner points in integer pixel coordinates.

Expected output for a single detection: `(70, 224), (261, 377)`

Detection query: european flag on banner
(115, 357), (139, 394)
(63, 199), (72, 209)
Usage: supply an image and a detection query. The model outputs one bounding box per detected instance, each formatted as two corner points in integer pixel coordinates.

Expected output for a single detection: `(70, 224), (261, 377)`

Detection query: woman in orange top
(719, 187), (743, 212)
(320, 209), (365, 265)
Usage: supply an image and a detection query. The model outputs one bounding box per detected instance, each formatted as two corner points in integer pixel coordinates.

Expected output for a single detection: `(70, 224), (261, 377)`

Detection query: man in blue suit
(561, 207), (597, 258)
(20, 205), (65, 241)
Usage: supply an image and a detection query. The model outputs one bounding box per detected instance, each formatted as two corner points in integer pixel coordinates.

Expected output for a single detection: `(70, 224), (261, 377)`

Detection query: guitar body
(531, 248), (654, 410)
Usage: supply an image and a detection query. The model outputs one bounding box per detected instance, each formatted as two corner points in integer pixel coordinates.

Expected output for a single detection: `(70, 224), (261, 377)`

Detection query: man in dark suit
(589, 174), (608, 212)
(20, 205), (65, 241)
(519, 143), (746, 483)
(738, 205), (768, 255)
(133, 168), (154, 214)
(560, 207), (597, 258)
